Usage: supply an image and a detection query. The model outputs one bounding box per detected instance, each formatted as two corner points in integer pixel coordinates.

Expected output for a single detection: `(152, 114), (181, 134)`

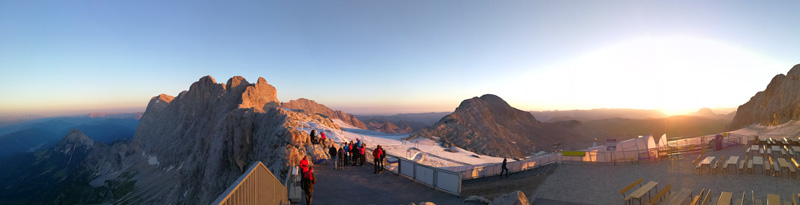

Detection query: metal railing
(212, 161), (288, 205)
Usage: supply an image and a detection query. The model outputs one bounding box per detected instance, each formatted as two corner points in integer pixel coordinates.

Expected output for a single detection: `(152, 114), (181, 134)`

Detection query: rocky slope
(730, 64), (800, 130)
(282, 98), (368, 129)
(407, 94), (601, 158)
(74, 76), (333, 204)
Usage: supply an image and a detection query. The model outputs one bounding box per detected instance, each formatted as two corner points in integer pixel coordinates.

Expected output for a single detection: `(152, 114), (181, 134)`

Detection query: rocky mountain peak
(695, 108), (716, 116)
(54, 128), (95, 154)
(225, 76), (250, 91)
(730, 64), (800, 129)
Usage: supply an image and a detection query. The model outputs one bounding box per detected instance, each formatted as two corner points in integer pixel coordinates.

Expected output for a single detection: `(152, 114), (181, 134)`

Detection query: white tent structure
(579, 134), (668, 162)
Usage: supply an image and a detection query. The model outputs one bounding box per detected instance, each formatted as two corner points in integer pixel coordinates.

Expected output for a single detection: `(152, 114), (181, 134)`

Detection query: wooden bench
(648, 184), (671, 205)
(738, 157), (749, 174)
(690, 188), (705, 205)
(766, 156), (773, 176)
(747, 158), (754, 174)
(621, 178), (643, 204)
(790, 157), (800, 178)
(713, 156), (726, 175)
(692, 154), (705, 165)
(734, 191), (745, 205)
(771, 156), (781, 177)
(701, 188), (712, 205)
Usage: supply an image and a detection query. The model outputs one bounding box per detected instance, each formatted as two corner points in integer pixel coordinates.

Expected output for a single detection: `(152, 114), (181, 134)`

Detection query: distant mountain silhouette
(583, 115), (730, 139)
(731, 64), (800, 130)
(407, 94), (604, 158)
(364, 120), (413, 133)
(356, 112), (449, 132)
(0, 129), (97, 204)
(0, 116), (138, 157)
(531, 108), (668, 122)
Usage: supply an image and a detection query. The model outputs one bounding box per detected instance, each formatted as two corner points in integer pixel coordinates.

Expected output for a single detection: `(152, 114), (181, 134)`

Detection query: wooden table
(630, 181), (659, 204)
(766, 194), (780, 205)
(793, 146), (800, 158)
(772, 145), (782, 156)
(700, 156), (716, 174)
(777, 158), (791, 177)
(753, 156), (764, 174)
(668, 188), (693, 205)
(717, 192), (733, 205)
(752, 145), (760, 155)
(726, 156), (739, 174)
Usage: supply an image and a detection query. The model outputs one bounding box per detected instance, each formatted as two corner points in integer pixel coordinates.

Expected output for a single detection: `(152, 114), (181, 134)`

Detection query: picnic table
(630, 181), (659, 204)
(700, 156), (716, 174)
(751, 145), (760, 155)
(767, 194), (780, 205)
(753, 156), (764, 175)
(726, 156), (739, 174)
(794, 146), (800, 158)
(772, 145), (782, 156)
(777, 158), (791, 177)
(667, 188), (693, 205)
(717, 192), (733, 205)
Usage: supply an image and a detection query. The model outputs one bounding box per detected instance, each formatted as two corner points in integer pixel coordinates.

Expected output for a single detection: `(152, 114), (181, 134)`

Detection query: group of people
(326, 138), (387, 174)
(329, 138), (368, 169)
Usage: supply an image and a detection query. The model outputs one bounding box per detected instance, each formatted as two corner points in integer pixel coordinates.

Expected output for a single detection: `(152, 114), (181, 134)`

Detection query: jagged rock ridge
(366, 120), (413, 133)
(730, 64), (800, 130)
(78, 75), (331, 204)
(281, 98), (368, 129)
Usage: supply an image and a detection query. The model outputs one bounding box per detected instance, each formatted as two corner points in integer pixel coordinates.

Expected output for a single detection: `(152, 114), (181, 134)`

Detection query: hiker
(302, 167), (316, 205)
(356, 138), (362, 148)
(344, 142), (350, 166)
(329, 145), (337, 170)
(350, 142), (357, 166)
(378, 145), (386, 172)
(300, 156), (310, 175)
(359, 145), (366, 166)
(337, 144), (346, 170)
(373, 145), (383, 174)
(310, 129), (318, 144)
(501, 157), (509, 178)
(320, 132), (327, 145)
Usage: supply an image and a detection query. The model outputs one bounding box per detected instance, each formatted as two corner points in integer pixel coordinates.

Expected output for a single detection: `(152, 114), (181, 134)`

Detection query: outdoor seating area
(692, 142), (800, 180)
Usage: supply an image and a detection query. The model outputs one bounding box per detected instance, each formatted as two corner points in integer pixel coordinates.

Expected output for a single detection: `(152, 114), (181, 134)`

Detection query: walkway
(312, 163), (480, 204)
(535, 146), (800, 204)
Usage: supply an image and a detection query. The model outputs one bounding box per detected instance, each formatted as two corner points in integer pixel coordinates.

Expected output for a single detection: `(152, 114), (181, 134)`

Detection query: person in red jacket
(320, 132), (327, 145)
(300, 156), (310, 174)
(359, 145), (366, 166)
(301, 167), (316, 205)
(373, 145), (383, 174)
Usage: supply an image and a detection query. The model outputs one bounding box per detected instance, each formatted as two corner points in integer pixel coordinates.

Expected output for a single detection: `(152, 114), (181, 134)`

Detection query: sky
(1, 1), (799, 116)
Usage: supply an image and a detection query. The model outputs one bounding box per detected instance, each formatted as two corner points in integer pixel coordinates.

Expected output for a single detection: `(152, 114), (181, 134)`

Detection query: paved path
(312, 163), (479, 205)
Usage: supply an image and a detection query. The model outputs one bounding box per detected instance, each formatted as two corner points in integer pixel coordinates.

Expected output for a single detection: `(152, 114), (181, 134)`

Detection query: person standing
(359, 145), (366, 166)
(328, 145), (337, 170)
(302, 167), (316, 205)
(373, 145), (383, 174)
(378, 145), (386, 172)
(501, 157), (509, 178)
(337, 144), (346, 170)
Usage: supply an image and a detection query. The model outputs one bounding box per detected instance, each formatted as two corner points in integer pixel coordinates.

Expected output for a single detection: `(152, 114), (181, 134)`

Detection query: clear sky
(1, 1), (799, 116)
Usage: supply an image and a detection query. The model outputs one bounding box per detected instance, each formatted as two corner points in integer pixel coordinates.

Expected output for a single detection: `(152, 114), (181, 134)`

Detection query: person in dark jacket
(302, 167), (316, 205)
(310, 129), (317, 144)
(501, 157), (509, 178)
(337, 144), (345, 170)
(329, 145), (337, 170)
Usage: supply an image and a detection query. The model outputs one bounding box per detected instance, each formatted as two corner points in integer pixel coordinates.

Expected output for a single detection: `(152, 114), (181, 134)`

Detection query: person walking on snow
(501, 157), (509, 178)
(302, 167), (316, 205)
(373, 145), (383, 174)
(328, 145), (337, 170)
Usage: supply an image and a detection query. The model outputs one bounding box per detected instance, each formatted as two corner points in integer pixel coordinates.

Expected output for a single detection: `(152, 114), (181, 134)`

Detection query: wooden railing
(212, 161), (288, 205)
